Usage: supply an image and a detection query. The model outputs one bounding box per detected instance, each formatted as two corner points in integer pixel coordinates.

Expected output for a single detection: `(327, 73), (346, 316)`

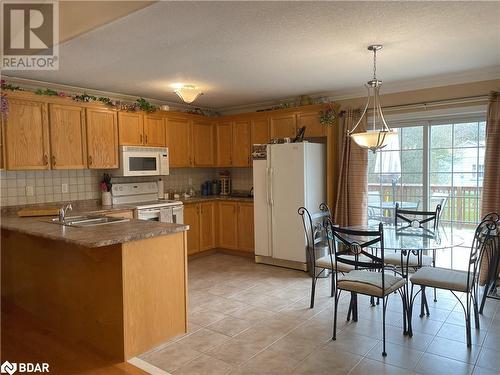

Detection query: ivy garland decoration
(319, 103), (337, 127)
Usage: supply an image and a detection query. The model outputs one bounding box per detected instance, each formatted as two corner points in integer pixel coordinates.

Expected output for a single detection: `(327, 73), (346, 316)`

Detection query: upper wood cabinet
(251, 117), (270, 145)
(191, 120), (214, 167)
(86, 108), (119, 169)
(270, 114), (297, 139)
(232, 120), (252, 167)
(237, 202), (255, 252)
(216, 121), (232, 167)
(297, 111), (326, 138)
(166, 116), (191, 167)
(144, 114), (166, 147)
(218, 201), (239, 250)
(118, 111), (144, 146)
(48, 104), (87, 169)
(4, 98), (50, 170)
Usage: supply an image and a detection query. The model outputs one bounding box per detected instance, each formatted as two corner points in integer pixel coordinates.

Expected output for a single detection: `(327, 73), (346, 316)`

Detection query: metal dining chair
(478, 212), (500, 314)
(385, 203), (441, 317)
(409, 214), (498, 346)
(325, 221), (407, 357)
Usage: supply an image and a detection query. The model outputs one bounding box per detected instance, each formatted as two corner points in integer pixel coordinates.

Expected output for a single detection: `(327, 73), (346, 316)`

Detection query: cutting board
(17, 207), (60, 217)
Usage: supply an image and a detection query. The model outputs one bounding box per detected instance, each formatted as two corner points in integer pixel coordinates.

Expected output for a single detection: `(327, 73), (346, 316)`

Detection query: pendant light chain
(373, 48), (377, 80)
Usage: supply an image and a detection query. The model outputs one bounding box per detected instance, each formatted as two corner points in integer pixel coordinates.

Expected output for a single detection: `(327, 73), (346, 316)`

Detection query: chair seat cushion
(384, 252), (432, 267)
(337, 270), (406, 297)
(410, 267), (473, 292)
(316, 255), (371, 273)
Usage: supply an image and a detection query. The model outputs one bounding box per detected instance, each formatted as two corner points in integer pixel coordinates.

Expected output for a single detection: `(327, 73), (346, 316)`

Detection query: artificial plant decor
(319, 103), (337, 127)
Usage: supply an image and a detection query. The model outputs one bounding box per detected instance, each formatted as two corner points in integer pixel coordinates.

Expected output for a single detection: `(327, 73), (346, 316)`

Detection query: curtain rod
(380, 94), (489, 113)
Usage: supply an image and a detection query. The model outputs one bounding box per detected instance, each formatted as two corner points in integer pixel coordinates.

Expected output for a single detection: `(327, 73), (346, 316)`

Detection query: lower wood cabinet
(218, 201), (239, 250)
(184, 201), (215, 255)
(237, 202), (255, 252)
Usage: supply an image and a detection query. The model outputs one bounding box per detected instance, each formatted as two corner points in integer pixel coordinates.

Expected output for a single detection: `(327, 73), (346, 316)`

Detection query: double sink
(50, 215), (130, 227)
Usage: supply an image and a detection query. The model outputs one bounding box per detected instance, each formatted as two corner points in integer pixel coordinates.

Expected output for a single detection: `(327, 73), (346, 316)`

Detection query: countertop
(1, 201), (189, 248)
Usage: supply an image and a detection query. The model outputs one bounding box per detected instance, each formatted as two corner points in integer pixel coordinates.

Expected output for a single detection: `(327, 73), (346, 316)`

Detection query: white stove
(112, 182), (183, 224)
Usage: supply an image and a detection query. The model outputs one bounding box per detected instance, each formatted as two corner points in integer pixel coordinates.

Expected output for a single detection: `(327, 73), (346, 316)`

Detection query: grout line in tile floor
(140, 254), (500, 375)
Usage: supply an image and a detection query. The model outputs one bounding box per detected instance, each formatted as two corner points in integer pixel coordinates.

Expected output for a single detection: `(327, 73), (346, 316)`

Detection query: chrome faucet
(59, 203), (73, 222)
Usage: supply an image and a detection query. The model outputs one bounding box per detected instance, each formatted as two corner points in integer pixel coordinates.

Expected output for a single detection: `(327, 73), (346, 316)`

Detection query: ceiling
(6, 1), (500, 110)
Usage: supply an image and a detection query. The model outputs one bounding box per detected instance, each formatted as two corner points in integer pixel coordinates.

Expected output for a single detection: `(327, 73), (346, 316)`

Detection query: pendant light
(174, 85), (203, 104)
(348, 45), (397, 152)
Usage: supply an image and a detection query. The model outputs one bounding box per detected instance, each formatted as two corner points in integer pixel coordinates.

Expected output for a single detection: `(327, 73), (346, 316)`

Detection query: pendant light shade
(174, 85), (203, 104)
(348, 45), (396, 153)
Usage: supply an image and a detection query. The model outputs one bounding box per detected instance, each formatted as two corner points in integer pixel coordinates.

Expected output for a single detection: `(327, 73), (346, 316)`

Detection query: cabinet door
(237, 203), (255, 252)
(192, 120), (214, 167)
(184, 204), (200, 255)
(166, 116), (191, 167)
(118, 112), (144, 146)
(199, 202), (215, 251)
(297, 111), (325, 138)
(4, 99), (50, 170)
(216, 121), (232, 167)
(144, 114), (166, 147)
(251, 117), (270, 145)
(218, 201), (238, 250)
(270, 114), (297, 139)
(49, 104), (87, 169)
(232, 120), (252, 167)
(86, 108), (119, 169)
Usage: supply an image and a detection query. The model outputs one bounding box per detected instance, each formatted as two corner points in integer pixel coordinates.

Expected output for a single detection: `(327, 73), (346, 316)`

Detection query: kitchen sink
(49, 215), (130, 227)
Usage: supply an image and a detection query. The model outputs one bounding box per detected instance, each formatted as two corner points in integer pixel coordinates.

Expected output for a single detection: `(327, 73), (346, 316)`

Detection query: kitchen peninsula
(1, 206), (189, 362)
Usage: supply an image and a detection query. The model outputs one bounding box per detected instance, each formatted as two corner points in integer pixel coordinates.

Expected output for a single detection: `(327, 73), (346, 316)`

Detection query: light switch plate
(62, 183), (69, 193)
(25, 185), (34, 196)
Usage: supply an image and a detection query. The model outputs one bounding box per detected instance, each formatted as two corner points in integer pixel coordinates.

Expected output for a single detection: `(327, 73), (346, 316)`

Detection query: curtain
(479, 91), (500, 285)
(333, 109), (368, 226)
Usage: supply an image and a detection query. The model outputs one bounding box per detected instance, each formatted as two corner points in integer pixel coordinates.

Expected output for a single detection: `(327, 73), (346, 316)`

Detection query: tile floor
(140, 253), (500, 375)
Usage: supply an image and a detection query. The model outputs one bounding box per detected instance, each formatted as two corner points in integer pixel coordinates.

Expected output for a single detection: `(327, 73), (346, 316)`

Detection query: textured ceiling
(7, 1), (500, 110)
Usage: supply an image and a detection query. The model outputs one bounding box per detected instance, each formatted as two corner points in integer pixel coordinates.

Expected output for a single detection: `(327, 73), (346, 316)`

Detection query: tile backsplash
(0, 167), (253, 206)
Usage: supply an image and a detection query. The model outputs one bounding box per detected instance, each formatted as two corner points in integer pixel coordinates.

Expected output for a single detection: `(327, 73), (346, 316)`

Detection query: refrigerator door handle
(265, 168), (270, 205)
(269, 167), (274, 206)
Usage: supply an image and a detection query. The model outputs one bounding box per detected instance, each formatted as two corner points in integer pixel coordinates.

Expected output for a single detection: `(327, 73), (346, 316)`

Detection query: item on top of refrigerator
(252, 144), (267, 160)
(219, 171), (231, 196)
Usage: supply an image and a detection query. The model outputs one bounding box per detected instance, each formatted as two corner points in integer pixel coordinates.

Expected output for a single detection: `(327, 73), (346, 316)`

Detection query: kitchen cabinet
(184, 204), (200, 255)
(144, 114), (166, 147)
(232, 120), (252, 167)
(118, 111), (144, 146)
(48, 104), (87, 169)
(216, 121), (232, 167)
(86, 108), (119, 169)
(237, 202), (255, 252)
(199, 202), (215, 251)
(270, 114), (297, 139)
(4, 98), (50, 170)
(297, 111), (326, 138)
(218, 201), (239, 250)
(251, 117), (270, 145)
(192, 120), (214, 167)
(166, 116), (191, 167)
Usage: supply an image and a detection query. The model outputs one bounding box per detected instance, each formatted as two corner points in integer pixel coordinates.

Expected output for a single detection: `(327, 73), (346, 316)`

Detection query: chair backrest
(298, 204), (332, 266)
(430, 193), (449, 222)
(394, 202), (441, 230)
(324, 220), (386, 290)
(468, 213), (499, 290)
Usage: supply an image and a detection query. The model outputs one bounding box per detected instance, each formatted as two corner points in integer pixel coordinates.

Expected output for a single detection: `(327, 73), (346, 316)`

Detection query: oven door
(137, 208), (160, 221)
(120, 151), (160, 176)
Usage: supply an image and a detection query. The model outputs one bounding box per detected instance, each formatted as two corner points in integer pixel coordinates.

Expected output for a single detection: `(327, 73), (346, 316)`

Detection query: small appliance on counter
(219, 171), (231, 196)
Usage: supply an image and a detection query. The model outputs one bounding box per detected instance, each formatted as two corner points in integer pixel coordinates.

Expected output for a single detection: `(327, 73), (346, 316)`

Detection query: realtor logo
(0, 361), (17, 375)
(1, 0), (59, 70)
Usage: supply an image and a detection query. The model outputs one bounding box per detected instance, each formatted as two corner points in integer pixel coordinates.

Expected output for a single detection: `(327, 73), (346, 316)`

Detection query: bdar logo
(0, 361), (17, 375)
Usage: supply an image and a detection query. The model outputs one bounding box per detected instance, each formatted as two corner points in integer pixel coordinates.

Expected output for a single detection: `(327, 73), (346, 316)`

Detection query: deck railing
(368, 183), (483, 224)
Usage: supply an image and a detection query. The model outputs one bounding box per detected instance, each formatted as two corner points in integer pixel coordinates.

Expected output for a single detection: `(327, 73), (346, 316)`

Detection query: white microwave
(114, 146), (169, 176)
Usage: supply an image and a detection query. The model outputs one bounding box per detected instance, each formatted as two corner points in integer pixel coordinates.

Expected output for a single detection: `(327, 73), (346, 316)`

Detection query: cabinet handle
(51, 155), (56, 166)
(43, 154), (49, 166)
(88, 155), (93, 166)
(140, 134), (143, 143)
(145, 134), (148, 144)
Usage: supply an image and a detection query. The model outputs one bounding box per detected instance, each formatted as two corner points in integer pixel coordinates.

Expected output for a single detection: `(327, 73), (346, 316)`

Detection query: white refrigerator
(253, 142), (326, 270)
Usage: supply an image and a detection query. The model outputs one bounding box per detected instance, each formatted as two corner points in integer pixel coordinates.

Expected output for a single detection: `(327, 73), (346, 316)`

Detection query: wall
(0, 167), (253, 206)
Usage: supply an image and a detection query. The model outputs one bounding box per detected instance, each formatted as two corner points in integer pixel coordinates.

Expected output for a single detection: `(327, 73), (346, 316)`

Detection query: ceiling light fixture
(174, 84), (203, 104)
(348, 45), (397, 153)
